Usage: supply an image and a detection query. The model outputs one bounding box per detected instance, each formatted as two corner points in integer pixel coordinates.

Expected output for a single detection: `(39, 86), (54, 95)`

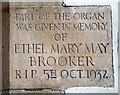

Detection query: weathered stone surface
(9, 3), (113, 90)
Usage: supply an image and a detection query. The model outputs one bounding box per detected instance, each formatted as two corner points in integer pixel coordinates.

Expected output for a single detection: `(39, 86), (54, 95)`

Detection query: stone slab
(9, 3), (113, 90)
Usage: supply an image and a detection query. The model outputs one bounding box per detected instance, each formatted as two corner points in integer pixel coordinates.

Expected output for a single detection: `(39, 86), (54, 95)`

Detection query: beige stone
(9, 3), (113, 90)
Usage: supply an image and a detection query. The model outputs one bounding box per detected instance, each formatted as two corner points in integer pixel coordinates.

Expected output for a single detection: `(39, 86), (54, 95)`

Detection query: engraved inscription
(10, 5), (113, 89)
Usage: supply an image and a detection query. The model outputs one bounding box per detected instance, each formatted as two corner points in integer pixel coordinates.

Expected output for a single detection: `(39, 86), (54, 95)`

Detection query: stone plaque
(9, 3), (113, 90)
